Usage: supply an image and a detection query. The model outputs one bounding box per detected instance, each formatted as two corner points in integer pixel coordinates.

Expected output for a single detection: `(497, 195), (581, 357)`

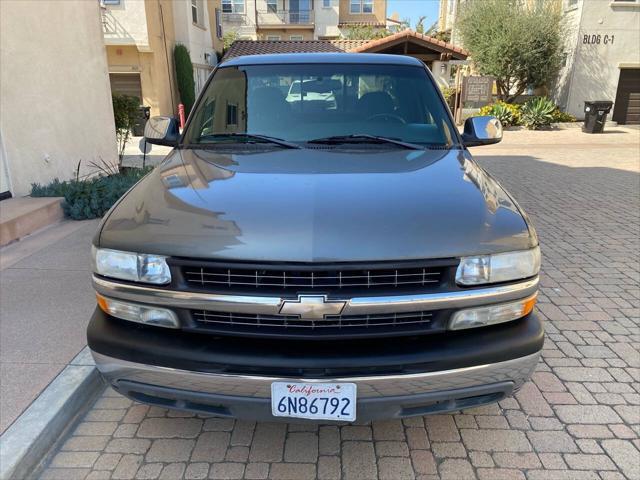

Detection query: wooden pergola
(349, 29), (468, 64)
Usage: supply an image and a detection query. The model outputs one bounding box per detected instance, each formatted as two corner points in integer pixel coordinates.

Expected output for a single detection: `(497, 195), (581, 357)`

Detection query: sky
(386, 0), (441, 30)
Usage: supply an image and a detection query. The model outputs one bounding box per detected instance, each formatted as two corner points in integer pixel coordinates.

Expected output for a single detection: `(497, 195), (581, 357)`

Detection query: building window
(323, 0), (331, 7)
(191, 0), (199, 24)
(290, 35), (303, 40)
(222, 0), (245, 14)
(227, 103), (238, 126)
(266, 35), (281, 40)
(350, 0), (373, 13)
(267, 0), (277, 12)
(102, 0), (121, 5)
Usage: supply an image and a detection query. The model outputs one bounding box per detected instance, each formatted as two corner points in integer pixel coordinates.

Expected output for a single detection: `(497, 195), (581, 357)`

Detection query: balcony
(257, 9), (314, 27)
(101, 10), (135, 44)
(221, 12), (251, 25)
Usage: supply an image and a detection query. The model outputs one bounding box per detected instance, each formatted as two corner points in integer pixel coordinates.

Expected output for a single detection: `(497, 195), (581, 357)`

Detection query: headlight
(92, 247), (171, 284)
(456, 247), (540, 286)
(96, 294), (179, 328)
(449, 293), (537, 330)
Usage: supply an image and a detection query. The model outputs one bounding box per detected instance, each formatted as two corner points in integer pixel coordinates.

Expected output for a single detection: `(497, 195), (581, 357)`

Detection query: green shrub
(345, 25), (390, 40)
(520, 96), (556, 129)
(31, 168), (152, 220)
(174, 44), (196, 117)
(31, 178), (69, 197)
(551, 108), (577, 123)
(223, 30), (239, 51)
(477, 101), (522, 127)
(458, 0), (563, 103)
(112, 94), (140, 162)
(439, 85), (456, 103)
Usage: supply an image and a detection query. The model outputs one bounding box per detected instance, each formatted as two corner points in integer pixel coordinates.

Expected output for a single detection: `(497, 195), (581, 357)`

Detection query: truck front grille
(174, 259), (453, 295)
(191, 309), (445, 338)
(167, 259), (457, 338)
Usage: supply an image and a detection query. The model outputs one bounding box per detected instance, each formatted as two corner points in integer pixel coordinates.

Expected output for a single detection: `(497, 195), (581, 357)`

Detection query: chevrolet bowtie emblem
(279, 295), (346, 320)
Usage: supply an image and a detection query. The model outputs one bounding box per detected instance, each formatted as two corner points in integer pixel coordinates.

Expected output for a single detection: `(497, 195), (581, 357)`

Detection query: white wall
(554, 0), (640, 119)
(315, 0), (340, 38)
(1, 0), (118, 197)
(222, 0), (258, 39)
(173, 0), (216, 68)
(431, 61), (452, 88)
(173, 0), (216, 94)
(102, 0), (151, 50)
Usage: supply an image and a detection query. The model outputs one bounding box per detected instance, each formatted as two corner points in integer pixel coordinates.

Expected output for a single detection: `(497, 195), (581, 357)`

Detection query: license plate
(271, 382), (357, 421)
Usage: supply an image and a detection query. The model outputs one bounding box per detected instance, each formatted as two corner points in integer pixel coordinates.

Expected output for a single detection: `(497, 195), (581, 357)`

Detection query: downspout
(254, 0), (258, 34)
(564, 0), (586, 114)
(159, 0), (177, 114)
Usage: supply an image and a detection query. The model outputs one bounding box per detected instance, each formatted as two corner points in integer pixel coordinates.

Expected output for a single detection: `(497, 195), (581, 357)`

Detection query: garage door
(613, 69), (640, 125)
(109, 73), (142, 103)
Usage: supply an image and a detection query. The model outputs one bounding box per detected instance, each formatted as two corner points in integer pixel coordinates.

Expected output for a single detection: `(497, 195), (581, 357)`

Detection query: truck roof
(221, 53), (424, 67)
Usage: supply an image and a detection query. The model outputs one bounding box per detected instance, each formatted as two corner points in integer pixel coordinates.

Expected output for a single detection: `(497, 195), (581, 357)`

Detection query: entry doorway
(0, 130), (11, 199)
(613, 68), (640, 125)
(109, 73), (143, 103)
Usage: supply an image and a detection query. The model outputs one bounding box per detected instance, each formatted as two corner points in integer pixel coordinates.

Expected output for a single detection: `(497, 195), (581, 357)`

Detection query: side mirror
(144, 116), (179, 146)
(461, 116), (502, 147)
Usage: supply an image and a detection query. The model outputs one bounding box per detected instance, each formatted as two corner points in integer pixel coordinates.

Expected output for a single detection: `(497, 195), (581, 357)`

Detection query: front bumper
(93, 350), (539, 421)
(88, 308), (543, 421)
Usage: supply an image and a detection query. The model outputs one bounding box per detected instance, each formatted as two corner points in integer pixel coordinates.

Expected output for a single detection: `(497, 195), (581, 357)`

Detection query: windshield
(183, 63), (456, 147)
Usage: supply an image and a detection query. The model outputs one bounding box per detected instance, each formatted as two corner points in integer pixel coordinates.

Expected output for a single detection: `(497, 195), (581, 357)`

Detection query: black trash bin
(132, 106), (151, 137)
(583, 100), (613, 133)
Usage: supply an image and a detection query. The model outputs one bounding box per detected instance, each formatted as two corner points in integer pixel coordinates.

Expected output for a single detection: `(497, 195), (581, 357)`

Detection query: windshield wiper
(197, 133), (301, 149)
(307, 134), (425, 150)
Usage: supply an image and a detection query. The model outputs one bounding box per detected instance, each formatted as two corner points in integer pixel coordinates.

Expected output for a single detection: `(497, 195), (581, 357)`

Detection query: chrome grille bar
(93, 276), (540, 316)
(192, 310), (435, 329)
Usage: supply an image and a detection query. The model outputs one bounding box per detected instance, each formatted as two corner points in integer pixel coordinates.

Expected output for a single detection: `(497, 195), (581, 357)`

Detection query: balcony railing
(257, 9), (314, 26)
(221, 12), (250, 24)
(101, 10), (129, 37)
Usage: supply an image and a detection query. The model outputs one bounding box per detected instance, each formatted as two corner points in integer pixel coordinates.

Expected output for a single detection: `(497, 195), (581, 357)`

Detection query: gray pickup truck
(88, 53), (542, 422)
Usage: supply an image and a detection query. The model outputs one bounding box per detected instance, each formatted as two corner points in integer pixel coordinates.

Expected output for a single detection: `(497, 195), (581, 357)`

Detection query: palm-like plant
(520, 97), (556, 130)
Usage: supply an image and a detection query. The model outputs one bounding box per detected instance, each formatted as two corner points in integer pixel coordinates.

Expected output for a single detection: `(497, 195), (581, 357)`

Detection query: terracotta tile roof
(348, 29), (468, 58)
(222, 40), (367, 60)
(338, 21), (386, 28)
(222, 29), (468, 61)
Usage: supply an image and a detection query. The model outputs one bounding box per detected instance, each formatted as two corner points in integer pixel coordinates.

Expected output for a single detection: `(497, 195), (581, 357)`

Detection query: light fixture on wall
(440, 63), (447, 74)
(204, 52), (218, 67)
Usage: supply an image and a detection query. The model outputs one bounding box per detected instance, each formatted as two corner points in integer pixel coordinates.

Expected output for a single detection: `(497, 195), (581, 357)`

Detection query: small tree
(415, 16), (427, 34)
(111, 93), (139, 165)
(346, 25), (390, 40)
(223, 30), (239, 51)
(174, 44), (196, 116)
(457, 0), (563, 102)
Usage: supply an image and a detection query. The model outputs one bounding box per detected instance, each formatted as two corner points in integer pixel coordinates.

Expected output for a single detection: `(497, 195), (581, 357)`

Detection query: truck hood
(98, 147), (536, 262)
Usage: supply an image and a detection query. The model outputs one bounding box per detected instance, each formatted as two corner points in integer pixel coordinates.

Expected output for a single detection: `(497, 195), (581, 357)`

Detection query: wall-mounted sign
(583, 34), (615, 45)
(462, 76), (494, 105)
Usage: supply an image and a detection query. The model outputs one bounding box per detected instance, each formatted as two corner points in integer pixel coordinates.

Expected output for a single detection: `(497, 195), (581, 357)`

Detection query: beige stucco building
(438, 0), (640, 123)
(102, 0), (224, 117)
(0, 0), (118, 197)
(553, 0), (640, 123)
(221, 0), (387, 41)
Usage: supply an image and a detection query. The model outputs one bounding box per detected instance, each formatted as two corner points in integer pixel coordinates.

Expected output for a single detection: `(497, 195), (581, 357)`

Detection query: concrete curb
(0, 347), (104, 480)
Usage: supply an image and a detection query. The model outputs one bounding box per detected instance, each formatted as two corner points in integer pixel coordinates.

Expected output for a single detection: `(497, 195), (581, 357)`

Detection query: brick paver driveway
(41, 127), (640, 480)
